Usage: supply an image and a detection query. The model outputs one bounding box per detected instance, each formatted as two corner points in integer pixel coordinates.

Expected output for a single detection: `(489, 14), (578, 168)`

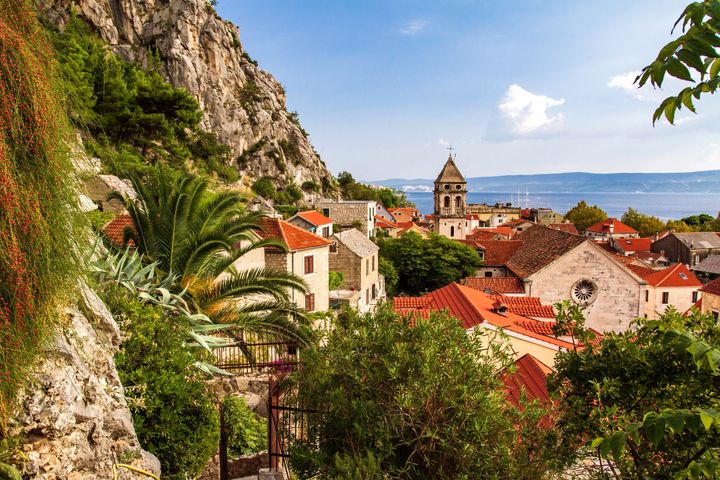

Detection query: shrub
(104, 286), (219, 479)
(223, 396), (266, 457)
(328, 272), (344, 290)
(289, 306), (554, 479)
(251, 177), (276, 199)
(0, 0), (83, 419)
(301, 180), (320, 192)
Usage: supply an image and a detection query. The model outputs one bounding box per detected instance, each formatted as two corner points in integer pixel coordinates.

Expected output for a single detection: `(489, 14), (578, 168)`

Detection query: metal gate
(268, 376), (316, 475)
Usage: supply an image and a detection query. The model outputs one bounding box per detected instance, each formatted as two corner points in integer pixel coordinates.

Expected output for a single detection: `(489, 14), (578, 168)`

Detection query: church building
(433, 154), (468, 239)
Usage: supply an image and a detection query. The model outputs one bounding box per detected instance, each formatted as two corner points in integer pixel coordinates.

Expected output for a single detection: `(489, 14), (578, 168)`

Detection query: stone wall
(315, 201), (375, 237)
(701, 292), (720, 317)
(6, 286), (160, 479)
(528, 243), (644, 332)
(645, 285), (700, 319)
(291, 247), (330, 312)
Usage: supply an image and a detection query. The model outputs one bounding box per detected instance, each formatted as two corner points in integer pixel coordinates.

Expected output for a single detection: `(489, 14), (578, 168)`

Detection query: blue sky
(217, 1), (720, 179)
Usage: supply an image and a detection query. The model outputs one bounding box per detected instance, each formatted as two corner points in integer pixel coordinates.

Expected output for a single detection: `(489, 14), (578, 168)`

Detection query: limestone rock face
(38, 0), (334, 189)
(8, 286), (160, 479)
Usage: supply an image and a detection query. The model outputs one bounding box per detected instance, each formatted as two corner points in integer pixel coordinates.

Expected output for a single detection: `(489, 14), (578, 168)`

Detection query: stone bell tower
(433, 153), (467, 239)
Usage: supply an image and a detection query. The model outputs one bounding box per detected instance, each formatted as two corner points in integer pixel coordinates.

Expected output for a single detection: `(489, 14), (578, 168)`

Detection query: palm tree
(112, 169), (312, 346)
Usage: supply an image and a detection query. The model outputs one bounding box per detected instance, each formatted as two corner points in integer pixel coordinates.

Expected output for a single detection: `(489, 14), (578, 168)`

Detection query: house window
(444, 196), (450, 208)
(322, 226), (330, 238)
(661, 292), (669, 304)
(372, 255), (375, 272)
(713, 311), (719, 321)
(366, 289), (370, 304)
(450, 226), (455, 237)
(304, 255), (314, 274)
(645, 290), (649, 302)
(455, 197), (461, 208)
(372, 284), (377, 299)
(305, 293), (315, 312)
(478, 251), (485, 260)
(322, 208), (330, 217)
(692, 291), (698, 303)
(330, 242), (337, 253)
(484, 271), (492, 278)
(366, 258), (370, 275)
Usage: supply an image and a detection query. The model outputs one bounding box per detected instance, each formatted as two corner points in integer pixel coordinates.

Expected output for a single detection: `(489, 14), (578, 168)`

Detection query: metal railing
(211, 330), (299, 373)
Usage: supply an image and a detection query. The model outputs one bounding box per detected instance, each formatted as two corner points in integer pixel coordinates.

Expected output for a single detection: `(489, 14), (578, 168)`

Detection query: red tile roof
(470, 226), (514, 238)
(466, 214), (480, 221)
(490, 295), (555, 319)
(474, 240), (524, 265)
(502, 354), (552, 406)
(585, 218), (638, 234)
(465, 230), (507, 241)
(393, 283), (572, 349)
(614, 238), (652, 252)
(462, 276), (525, 294)
(295, 210), (332, 227)
(701, 276), (720, 296)
(632, 263), (702, 288)
(393, 296), (432, 308)
(258, 217), (331, 252)
(102, 214), (136, 247)
(508, 225), (586, 278)
(548, 223), (579, 235)
(374, 215), (397, 229)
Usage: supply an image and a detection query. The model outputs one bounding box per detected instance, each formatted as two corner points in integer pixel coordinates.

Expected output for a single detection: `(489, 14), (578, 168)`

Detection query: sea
(404, 191), (720, 221)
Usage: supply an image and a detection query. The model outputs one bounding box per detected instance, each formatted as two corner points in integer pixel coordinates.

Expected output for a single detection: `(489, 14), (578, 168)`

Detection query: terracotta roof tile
(507, 225), (586, 278)
(701, 276), (720, 296)
(491, 295), (555, 318)
(470, 226), (513, 238)
(374, 215), (397, 229)
(102, 214), (136, 247)
(585, 218), (638, 234)
(462, 277), (525, 294)
(465, 230), (507, 241)
(548, 223), (579, 235)
(295, 210), (332, 227)
(616, 237), (652, 252)
(631, 263), (702, 287)
(258, 217), (331, 252)
(474, 240), (524, 265)
(502, 353), (552, 406)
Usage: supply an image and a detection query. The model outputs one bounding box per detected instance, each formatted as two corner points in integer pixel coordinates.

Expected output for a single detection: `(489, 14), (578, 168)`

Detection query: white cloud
(399, 19), (428, 35)
(491, 84), (565, 138)
(607, 71), (662, 102)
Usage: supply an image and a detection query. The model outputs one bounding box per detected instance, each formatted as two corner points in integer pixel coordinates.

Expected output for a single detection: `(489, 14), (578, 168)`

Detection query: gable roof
(490, 295), (555, 318)
(102, 214), (136, 247)
(503, 354), (552, 406)
(434, 155), (466, 183)
(258, 217), (331, 252)
(374, 215), (398, 229)
(614, 237), (652, 252)
(465, 230), (508, 241)
(693, 255), (720, 275)
(548, 223), (578, 235)
(701, 276), (720, 296)
(507, 225), (586, 278)
(293, 210), (332, 227)
(630, 263), (702, 288)
(332, 229), (378, 258)
(585, 218), (638, 234)
(474, 240), (524, 265)
(462, 276), (526, 295)
(672, 232), (720, 249)
(393, 282), (573, 349)
(469, 226), (513, 239)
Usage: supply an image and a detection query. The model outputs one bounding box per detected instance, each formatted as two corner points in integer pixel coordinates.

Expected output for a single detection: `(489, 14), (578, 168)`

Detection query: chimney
(608, 221), (614, 235)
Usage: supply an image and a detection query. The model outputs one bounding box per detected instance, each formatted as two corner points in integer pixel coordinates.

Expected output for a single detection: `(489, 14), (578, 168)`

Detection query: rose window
(571, 280), (597, 304)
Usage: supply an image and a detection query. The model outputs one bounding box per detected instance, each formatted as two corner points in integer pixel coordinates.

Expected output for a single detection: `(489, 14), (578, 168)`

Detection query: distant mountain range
(368, 170), (720, 194)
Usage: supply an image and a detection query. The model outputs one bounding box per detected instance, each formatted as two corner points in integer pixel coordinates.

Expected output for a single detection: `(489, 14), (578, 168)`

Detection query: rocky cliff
(6, 286), (160, 479)
(39, 0), (334, 190)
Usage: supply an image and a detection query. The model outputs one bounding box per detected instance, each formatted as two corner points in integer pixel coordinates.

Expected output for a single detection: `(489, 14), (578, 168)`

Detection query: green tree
(117, 170), (312, 345)
(328, 271), (344, 291)
(565, 200), (607, 232)
(379, 233), (481, 295)
(289, 306), (555, 480)
(621, 207), (666, 237)
(636, 0), (720, 124)
(251, 177), (276, 199)
(378, 256), (398, 297)
(549, 309), (720, 479)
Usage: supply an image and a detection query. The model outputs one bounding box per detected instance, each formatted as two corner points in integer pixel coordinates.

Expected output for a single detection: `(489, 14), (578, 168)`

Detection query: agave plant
(92, 246), (236, 374)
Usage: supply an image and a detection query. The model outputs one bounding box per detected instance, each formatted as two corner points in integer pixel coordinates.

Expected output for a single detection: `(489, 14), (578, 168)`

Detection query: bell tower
(433, 151), (467, 239)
